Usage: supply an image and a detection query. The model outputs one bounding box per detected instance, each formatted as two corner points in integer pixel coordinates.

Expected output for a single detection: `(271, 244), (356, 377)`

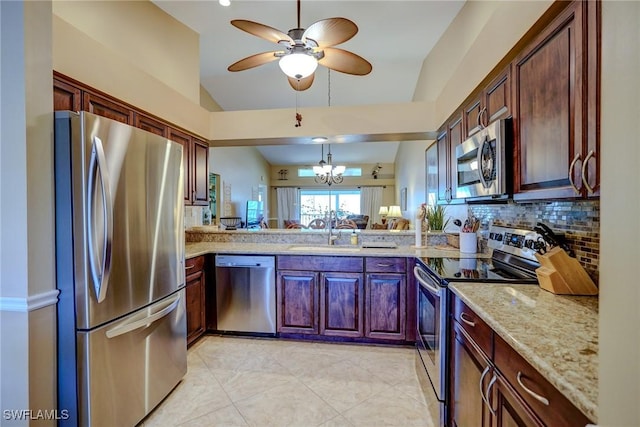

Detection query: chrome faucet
(327, 210), (338, 245)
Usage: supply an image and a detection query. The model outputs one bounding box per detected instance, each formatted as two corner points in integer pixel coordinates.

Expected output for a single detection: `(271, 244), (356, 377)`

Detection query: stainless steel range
(413, 225), (545, 427)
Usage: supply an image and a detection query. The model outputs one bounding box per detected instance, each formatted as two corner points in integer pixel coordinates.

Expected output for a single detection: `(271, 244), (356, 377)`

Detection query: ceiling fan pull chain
(295, 80), (302, 127)
(328, 69), (331, 107)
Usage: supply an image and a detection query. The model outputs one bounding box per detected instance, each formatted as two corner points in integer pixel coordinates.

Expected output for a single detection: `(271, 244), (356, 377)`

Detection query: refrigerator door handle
(105, 293), (181, 339)
(87, 136), (114, 303)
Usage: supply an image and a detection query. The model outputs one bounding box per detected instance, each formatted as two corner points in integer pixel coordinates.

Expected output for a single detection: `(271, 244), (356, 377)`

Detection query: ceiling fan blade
(318, 48), (372, 76)
(228, 51), (281, 72)
(288, 73), (315, 91)
(302, 18), (358, 48)
(231, 19), (294, 45)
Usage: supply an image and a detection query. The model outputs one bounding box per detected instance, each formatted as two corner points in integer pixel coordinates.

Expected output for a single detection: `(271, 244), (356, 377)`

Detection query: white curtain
(360, 187), (383, 228)
(276, 187), (299, 228)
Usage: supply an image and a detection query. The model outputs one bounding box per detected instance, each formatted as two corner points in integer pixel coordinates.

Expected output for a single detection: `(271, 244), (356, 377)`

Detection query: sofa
(346, 214), (369, 229)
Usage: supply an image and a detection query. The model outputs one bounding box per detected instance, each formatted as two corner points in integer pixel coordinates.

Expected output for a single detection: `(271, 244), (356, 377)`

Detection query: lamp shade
(378, 206), (388, 216)
(387, 205), (402, 218)
(279, 53), (318, 79)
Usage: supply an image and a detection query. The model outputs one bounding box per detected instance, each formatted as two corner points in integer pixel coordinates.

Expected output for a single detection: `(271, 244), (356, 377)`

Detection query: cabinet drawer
(365, 257), (406, 273)
(494, 334), (592, 426)
(185, 255), (205, 273)
(452, 296), (493, 358)
(277, 255), (363, 272)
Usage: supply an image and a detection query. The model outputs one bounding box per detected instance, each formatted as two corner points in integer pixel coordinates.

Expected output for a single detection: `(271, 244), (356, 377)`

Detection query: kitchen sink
(287, 245), (361, 253)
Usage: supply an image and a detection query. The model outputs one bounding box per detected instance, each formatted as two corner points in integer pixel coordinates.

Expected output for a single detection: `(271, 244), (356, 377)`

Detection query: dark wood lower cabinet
(277, 270), (319, 334)
(365, 273), (405, 340)
(185, 256), (206, 346)
(450, 321), (492, 427)
(276, 256), (410, 343)
(320, 272), (364, 337)
(449, 293), (593, 427)
(492, 373), (543, 427)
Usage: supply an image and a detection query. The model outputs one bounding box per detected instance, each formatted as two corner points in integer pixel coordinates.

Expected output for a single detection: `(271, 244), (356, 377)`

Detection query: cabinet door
(320, 272), (363, 338)
(436, 127), (450, 204)
(513, 2), (584, 200)
(192, 138), (210, 206)
(82, 91), (134, 125)
(185, 270), (205, 346)
(464, 96), (484, 138)
(53, 78), (81, 112)
(134, 112), (168, 137)
(491, 373), (543, 427)
(449, 321), (492, 427)
(484, 65), (511, 124)
(447, 114), (464, 203)
(277, 270), (319, 334)
(168, 128), (192, 204)
(365, 273), (406, 340)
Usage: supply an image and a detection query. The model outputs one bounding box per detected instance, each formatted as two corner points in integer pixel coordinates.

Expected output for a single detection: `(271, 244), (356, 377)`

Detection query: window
(299, 189), (361, 225)
(297, 167), (362, 177)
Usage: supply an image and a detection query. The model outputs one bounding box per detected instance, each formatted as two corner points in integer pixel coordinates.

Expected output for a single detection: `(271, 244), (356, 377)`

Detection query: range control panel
(488, 225), (547, 261)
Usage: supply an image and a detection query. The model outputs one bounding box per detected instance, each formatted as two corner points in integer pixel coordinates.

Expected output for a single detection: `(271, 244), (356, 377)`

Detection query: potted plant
(425, 205), (449, 232)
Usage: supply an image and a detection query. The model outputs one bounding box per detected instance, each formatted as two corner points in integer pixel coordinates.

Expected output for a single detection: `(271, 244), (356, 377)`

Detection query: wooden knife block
(534, 247), (598, 295)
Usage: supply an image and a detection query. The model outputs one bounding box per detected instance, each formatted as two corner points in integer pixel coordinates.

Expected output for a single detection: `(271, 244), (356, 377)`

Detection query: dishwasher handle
(215, 255), (275, 269)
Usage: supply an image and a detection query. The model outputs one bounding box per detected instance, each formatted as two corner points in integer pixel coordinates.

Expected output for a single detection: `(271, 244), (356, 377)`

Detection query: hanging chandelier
(313, 144), (345, 186)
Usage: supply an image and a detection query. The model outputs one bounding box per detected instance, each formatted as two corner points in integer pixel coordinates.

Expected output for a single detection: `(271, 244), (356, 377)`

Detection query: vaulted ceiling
(153, 0), (465, 165)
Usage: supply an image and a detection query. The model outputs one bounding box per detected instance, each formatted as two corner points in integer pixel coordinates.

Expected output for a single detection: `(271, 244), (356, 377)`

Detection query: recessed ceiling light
(312, 137), (328, 143)
(219, 0), (231, 6)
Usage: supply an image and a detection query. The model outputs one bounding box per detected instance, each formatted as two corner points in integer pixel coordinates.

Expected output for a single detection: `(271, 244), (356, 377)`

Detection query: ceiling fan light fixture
(218, 0), (230, 6)
(312, 136), (328, 143)
(279, 53), (318, 79)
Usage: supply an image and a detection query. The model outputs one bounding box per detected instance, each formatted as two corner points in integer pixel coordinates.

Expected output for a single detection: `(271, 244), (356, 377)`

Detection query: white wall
(53, 0), (200, 104)
(209, 147), (271, 225)
(52, 5), (210, 138)
(0, 1), (57, 424)
(598, 2), (640, 425)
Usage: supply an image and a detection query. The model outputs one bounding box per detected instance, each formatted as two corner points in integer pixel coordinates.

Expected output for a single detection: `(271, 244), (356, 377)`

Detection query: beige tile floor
(139, 336), (435, 427)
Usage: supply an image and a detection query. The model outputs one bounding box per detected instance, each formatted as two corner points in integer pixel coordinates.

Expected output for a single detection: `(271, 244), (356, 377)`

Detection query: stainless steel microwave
(455, 119), (510, 201)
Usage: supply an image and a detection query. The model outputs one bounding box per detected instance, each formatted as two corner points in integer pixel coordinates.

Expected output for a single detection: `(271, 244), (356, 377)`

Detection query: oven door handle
(413, 266), (441, 296)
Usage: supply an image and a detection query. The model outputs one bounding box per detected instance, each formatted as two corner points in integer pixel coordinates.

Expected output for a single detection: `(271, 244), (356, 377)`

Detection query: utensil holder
(459, 232), (477, 253)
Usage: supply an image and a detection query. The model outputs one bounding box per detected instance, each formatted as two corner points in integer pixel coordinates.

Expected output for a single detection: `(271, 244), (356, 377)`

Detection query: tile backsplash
(469, 199), (600, 282)
(184, 206), (204, 229)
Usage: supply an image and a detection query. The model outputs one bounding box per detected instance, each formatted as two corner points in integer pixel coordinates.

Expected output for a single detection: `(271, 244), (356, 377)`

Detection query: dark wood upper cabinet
(53, 78), (81, 112)
(168, 128), (193, 204)
(52, 72), (209, 207)
(192, 138), (210, 206)
(513, 0), (599, 200)
(134, 112), (168, 137)
(436, 113), (465, 205)
(435, 0), (599, 202)
(82, 91), (134, 125)
(463, 65), (511, 138)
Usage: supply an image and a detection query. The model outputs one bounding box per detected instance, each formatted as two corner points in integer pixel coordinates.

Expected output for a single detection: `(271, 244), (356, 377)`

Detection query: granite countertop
(185, 241), (490, 259)
(449, 283), (598, 423)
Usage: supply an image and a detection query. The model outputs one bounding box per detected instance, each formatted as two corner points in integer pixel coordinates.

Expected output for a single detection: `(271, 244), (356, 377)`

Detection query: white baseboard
(0, 289), (59, 312)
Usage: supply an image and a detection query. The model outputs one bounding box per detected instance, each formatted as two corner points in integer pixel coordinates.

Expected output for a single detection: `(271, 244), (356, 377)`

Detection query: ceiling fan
(227, 0), (372, 91)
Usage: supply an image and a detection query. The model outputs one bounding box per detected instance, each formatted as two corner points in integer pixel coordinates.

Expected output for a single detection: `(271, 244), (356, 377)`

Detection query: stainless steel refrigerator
(54, 111), (187, 426)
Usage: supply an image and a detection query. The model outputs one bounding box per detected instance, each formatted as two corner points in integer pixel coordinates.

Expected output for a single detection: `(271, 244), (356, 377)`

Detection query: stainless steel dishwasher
(214, 255), (276, 335)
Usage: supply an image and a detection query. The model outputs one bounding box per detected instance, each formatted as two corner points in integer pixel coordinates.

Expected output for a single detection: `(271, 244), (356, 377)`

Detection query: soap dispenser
(350, 231), (358, 245)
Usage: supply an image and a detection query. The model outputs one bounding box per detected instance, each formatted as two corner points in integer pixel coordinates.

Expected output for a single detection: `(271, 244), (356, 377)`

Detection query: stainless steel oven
(455, 119), (510, 201)
(414, 264), (447, 427)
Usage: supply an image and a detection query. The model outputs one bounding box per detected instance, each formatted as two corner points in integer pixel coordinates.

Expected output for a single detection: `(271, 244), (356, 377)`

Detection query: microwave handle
(477, 136), (490, 189)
